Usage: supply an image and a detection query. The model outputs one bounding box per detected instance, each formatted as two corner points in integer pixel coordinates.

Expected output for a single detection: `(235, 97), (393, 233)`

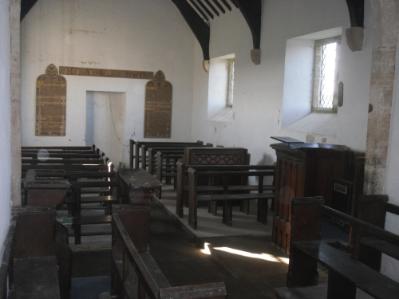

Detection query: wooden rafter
(21, 0), (38, 20)
(214, 0), (226, 14)
(236, 0), (262, 64)
(204, 0), (220, 17)
(196, 0), (214, 19)
(221, 0), (232, 11)
(346, 0), (364, 27)
(172, 0), (211, 61)
(188, 0), (210, 22)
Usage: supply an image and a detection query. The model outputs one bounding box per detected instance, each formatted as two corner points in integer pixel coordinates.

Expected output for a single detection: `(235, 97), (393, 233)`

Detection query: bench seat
(197, 192), (275, 202)
(275, 284), (372, 299)
(292, 241), (399, 299)
(188, 185), (275, 193)
(74, 215), (112, 226)
(360, 237), (399, 260)
(80, 195), (118, 204)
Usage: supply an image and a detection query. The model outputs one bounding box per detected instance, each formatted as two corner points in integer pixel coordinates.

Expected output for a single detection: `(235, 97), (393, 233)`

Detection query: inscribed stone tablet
(35, 64), (66, 136)
(144, 71), (172, 138)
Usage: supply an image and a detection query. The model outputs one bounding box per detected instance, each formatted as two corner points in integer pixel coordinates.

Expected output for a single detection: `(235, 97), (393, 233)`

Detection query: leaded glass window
(312, 37), (340, 112)
(226, 59), (235, 108)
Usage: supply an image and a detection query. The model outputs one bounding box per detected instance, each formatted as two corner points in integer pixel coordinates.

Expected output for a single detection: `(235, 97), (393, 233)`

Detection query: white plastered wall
(20, 0), (195, 165)
(191, 0), (373, 164)
(0, 0), (12, 258)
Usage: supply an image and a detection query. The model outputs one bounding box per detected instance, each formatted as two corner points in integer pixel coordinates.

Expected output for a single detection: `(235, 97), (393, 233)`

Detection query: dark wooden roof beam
(236, 0), (262, 64)
(196, 0), (214, 19)
(188, 0), (210, 22)
(345, 0), (365, 51)
(230, 0), (239, 9)
(214, 0), (226, 14)
(346, 0), (364, 27)
(21, 0), (38, 20)
(204, 0), (220, 16)
(221, 0), (232, 11)
(172, 0), (211, 62)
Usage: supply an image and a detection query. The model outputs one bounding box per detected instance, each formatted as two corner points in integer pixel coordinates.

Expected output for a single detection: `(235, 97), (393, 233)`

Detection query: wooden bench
(71, 172), (120, 244)
(276, 197), (399, 299)
(353, 196), (399, 270)
(154, 151), (183, 185)
(129, 139), (205, 169)
(111, 206), (227, 299)
(0, 208), (71, 299)
(187, 166), (275, 228)
(22, 173), (70, 208)
(176, 147), (250, 217)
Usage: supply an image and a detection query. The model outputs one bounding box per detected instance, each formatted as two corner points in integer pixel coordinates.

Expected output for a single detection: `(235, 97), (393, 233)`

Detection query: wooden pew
(71, 171), (120, 244)
(21, 145), (116, 244)
(351, 196), (399, 271)
(176, 147), (250, 217)
(148, 145), (211, 187)
(0, 208), (71, 299)
(111, 206), (227, 299)
(276, 197), (399, 299)
(154, 150), (184, 185)
(187, 165), (275, 229)
(140, 143), (212, 170)
(129, 139), (205, 169)
(22, 145), (95, 151)
(22, 171), (70, 208)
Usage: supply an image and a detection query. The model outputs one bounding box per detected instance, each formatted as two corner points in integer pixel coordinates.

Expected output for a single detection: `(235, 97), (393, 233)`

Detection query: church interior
(1, 0), (399, 298)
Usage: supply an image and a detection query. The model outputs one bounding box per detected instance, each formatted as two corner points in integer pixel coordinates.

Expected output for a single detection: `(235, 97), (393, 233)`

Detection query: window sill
(286, 111), (338, 137)
(311, 108), (338, 114)
(209, 107), (235, 122)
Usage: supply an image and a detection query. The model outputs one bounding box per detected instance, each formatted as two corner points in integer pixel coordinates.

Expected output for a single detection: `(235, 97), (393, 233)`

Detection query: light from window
(312, 38), (340, 112)
(226, 59), (235, 108)
(207, 54), (235, 119)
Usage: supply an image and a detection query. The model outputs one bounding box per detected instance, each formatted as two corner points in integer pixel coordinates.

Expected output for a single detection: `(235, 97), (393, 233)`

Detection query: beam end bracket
(346, 26), (364, 52)
(251, 49), (261, 65)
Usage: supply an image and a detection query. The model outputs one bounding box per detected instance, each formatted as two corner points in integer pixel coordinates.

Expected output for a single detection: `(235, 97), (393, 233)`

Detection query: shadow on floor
(71, 276), (110, 299)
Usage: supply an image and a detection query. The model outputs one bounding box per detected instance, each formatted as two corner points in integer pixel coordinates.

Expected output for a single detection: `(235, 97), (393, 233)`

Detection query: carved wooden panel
(59, 66), (154, 80)
(144, 71), (172, 138)
(36, 64), (66, 136)
(184, 148), (249, 165)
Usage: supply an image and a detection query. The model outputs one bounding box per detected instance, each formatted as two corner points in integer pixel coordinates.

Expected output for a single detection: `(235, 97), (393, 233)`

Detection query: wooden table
(118, 169), (161, 204)
(14, 256), (61, 299)
(292, 241), (399, 299)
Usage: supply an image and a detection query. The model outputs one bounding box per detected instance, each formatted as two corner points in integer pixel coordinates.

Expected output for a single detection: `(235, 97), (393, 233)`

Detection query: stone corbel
(346, 26), (364, 51)
(345, 0), (364, 51)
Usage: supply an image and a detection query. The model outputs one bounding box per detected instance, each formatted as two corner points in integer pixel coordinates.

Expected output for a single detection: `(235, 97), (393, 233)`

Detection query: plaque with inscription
(59, 66), (154, 80)
(144, 71), (172, 138)
(36, 64), (67, 136)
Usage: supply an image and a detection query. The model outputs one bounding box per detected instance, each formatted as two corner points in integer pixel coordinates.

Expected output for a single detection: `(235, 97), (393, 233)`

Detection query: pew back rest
(183, 147), (249, 165)
(0, 221), (15, 299)
(13, 209), (56, 258)
(112, 207), (227, 299)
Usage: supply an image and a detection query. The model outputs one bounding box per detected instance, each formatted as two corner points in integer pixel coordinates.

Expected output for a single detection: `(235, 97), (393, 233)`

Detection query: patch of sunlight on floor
(200, 242), (289, 264)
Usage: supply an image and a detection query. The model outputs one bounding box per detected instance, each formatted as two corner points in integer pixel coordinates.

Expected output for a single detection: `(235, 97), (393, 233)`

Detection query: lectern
(270, 137), (364, 252)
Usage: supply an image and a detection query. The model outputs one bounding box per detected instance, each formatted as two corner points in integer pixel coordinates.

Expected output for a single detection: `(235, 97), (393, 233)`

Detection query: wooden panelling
(271, 143), (364, 253)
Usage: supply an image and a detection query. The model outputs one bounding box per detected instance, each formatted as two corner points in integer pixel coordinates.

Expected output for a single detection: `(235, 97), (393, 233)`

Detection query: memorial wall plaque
(36, 64), (67, 136)
(59, 66), (154, 80)
(144, 71), (172, 138)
